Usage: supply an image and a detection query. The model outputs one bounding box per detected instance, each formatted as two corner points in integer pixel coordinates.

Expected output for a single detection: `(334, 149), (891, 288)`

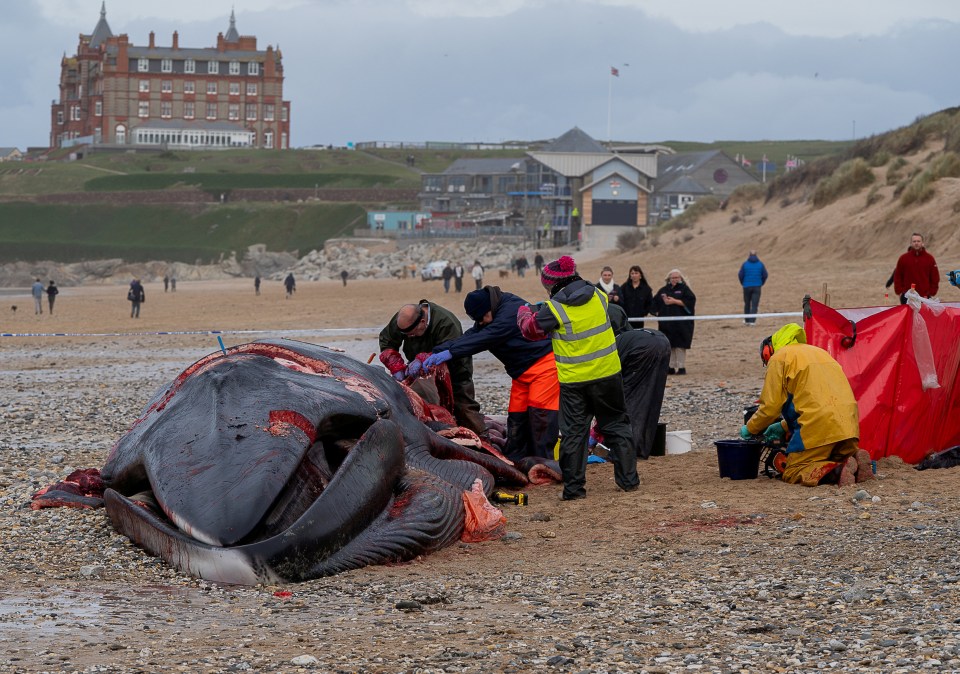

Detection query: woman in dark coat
(620, 265), (653, 328)
(652, 268), (696, 374)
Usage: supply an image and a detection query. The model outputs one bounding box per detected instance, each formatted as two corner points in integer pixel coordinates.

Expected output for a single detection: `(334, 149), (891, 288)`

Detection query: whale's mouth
(245, 412), (379, 544)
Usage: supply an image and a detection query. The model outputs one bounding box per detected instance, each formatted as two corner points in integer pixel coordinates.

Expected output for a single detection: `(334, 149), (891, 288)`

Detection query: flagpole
(607, 71), (613, 143)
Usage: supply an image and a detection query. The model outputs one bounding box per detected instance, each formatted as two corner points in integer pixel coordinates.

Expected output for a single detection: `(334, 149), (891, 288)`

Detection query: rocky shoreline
(0, 238), (541, 288)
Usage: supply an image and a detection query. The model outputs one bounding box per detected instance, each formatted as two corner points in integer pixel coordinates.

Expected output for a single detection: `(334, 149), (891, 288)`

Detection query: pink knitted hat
(541, 255), (578, 290)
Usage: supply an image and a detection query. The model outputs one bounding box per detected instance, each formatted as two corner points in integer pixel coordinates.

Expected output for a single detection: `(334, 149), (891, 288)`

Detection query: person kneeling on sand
(741, 323), (874, 487)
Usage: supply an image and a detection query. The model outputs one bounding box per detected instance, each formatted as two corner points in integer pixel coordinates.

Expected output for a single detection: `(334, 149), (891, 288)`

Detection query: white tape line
(631, 311), (804, 323)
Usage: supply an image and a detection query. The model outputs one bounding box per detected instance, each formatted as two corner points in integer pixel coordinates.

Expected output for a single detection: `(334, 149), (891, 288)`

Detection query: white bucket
(665, 430), (692, 454)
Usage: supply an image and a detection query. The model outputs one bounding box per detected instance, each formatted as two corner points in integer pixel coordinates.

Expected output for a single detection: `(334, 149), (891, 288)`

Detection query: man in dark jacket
(738, 250), (768, 325)
(516, 256), (639, 500)
(607, 304), (670, 459)
(893, 232), (939, 303)
(379, 300), (486, 435)
(424, 286), (559, 461)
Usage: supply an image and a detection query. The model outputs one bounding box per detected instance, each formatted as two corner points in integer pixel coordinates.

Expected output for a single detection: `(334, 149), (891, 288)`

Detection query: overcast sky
(2, 1), (958, 148)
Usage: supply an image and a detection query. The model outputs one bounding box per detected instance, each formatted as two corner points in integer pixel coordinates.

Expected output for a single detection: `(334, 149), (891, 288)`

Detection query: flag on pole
(611, 66), (619, 77)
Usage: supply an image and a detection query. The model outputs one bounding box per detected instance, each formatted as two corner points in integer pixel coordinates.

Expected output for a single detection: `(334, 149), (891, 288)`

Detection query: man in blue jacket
(424, 286), (559, 462)
(738, 250), (769, 325)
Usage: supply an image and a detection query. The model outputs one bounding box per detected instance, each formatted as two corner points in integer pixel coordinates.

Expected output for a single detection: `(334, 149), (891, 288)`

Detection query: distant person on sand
(738, 250), (768, 325)
(32, 278), (44, 315)
(170, 276), (176, 292)
(893, 232), (939, 303)
(534, 252), (544, 276)
(454, 263), (465, 293)
(254, 275), (261, 295)
(46, 281), (59, 315)
(652, 269), (696, 375)
(284, 273), (296, 298)
(163, 275), (170, 292)
(340, 270), (349, 287)
(471, 260), (484, 290)
(128, 279), (145, 318)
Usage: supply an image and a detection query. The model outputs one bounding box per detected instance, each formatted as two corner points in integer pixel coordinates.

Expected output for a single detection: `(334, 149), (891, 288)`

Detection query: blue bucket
(714, 440), (763, 480)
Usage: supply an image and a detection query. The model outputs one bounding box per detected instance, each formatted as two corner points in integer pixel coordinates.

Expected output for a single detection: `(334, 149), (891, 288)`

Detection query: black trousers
(558, 373), (638, 499)
(742, 286), (761, 323)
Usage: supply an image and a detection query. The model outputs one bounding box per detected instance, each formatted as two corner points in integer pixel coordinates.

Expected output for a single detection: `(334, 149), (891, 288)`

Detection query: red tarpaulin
(804, 296), (960, 464)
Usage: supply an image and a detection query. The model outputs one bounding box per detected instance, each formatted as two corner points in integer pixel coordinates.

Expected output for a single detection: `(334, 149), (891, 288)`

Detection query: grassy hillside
(0, 202), (364, 263)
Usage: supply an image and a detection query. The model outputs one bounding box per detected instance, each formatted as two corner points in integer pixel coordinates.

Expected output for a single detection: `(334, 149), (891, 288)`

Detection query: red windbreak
(804, 299), (960, 463)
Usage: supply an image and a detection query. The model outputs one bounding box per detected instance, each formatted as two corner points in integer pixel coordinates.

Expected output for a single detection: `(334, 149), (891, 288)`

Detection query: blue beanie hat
(463, 288), (492, 321)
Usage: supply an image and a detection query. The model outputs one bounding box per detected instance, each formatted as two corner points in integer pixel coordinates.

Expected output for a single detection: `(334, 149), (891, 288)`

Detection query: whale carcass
(39, 339), (532, 584)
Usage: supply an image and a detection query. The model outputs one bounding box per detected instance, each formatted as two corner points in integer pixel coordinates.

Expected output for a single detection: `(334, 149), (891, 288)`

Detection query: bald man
(379, 300), (485, 435)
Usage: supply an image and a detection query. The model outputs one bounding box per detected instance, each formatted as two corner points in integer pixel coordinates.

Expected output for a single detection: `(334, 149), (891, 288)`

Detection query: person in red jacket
(893, 232), (939, 303)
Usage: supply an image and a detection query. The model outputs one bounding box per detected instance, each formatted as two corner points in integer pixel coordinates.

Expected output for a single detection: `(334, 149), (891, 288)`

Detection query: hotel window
(138, 101), (150, 118)
(138, 58), (149, 72)
(161, 80), (172, 93)
(246, 104), (257, 121)
(184, 59), (195, 74)
(161, 58), (173, 73)
(116, 124), (126, 144)
(161, 101), (172, 118)
(207, 60), (219, 74)
(206, 102), (217, 119)
(184, 101), (195, 119)
(248, 62), (259, 75)
(139, 79), (150, 93)
(264, 104), (275, 121)
(228, 104), (240, 120)
(207, 82), (217, 95)
(71, 105), (81, 121)
(229, 82), (240, 96)
(281, 106), (288, 123)
(264, 131), (274, 149)
(95, 100), (102, 116)
(246, 82), (257, 96)
(57, 111), (64, 124)
(229, 60), (240, 75)
(184, 81), (195, 94)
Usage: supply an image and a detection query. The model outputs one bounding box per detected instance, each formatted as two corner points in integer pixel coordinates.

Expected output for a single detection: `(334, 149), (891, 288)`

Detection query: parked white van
(420, 260), (449, 281)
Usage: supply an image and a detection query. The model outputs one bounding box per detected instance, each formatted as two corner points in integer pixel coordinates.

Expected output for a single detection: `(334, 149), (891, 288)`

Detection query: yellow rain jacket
(746, 324), (859, 452)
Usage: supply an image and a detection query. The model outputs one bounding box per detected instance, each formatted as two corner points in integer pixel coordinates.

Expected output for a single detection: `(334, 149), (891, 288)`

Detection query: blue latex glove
(739, 425), (754, 440)
(424, 350), (452, 370)
(393, 370), (406, 382)
(406, 359), (424, 378)
(763, 422), (786, 442)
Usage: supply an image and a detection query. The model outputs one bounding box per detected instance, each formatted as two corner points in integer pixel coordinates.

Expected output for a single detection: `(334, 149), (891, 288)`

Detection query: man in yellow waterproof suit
(742, 323), (874, 486)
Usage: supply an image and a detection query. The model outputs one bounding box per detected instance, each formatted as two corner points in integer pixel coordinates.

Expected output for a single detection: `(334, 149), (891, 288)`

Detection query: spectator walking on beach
(453, 263), (465, 293)
(652, 269), (696, 375)
(340, 270), (349, 287)
(441, 263), (454, 293)
(163, 275), (170, 292)
(284, 273), (296, 298)
(738, 250), (769, 325)
(534, 252), (544, 276)
(893, 232), (939, 303)
(170, 276), (176, 292)
(128, 279), (145, 318)
(46, 281), (59, 315)
(471, 260), (484, 290)
(32, 278), (44, 314)
(254, 275), (261, 295)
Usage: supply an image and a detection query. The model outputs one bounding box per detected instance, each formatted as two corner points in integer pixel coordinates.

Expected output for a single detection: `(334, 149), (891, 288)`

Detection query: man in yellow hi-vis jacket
(744, 323), (874, 486)
(518, 255), (639, 500)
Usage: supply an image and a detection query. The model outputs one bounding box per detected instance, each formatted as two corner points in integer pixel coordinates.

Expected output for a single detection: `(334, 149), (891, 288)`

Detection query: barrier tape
(631, 311), (804, 323)
(1, 313), (804, 338)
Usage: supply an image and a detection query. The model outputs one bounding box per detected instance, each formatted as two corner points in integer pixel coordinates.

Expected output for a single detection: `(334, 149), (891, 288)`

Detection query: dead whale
(50, 339), (530, 584)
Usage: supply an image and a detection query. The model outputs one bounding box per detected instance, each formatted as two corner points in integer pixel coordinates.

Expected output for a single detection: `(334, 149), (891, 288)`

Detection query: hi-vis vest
(545, 288), (621, 384)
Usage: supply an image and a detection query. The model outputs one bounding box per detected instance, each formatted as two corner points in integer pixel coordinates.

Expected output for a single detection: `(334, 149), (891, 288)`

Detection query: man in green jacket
(379, 300), (485, 435)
